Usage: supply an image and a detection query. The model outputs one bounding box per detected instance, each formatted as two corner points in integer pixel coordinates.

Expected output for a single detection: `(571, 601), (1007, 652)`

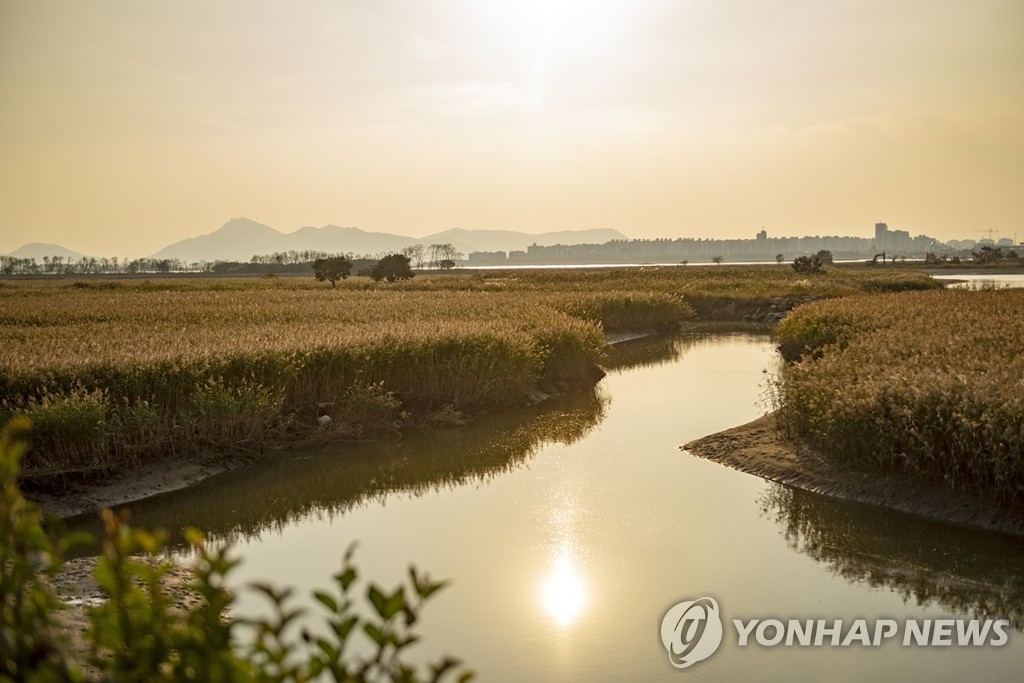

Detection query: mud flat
(26, 451), (259, 519)
(684, 412), (1024, 536)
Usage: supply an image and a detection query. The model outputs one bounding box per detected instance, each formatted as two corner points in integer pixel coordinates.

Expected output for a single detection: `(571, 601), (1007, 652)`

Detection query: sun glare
(540, 552), (587, 627)
(471, 0), (628, 123)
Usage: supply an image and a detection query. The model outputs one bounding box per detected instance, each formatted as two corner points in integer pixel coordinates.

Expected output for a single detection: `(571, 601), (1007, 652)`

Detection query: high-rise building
(874, 222), (888, 251)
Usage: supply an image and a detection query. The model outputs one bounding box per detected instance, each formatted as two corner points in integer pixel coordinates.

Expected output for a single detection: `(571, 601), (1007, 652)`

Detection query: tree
(400, 244), (425, 270)
(370, 254), (415, 282)
(814, 249), (834, 265)
(427, 244), (443, 269)
(775, 253), (784, 264)
(439, 244), (462, 266)
(972, 246), (1003, 264)
(426, 243), (460, 269)
(711, 256), (724, 265)
(792, 255), (824, 274)
(312, 256), (353, 287)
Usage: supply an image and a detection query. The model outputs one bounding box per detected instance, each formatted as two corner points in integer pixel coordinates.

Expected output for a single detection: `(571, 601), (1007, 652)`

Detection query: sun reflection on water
(541, 551), (586, 626)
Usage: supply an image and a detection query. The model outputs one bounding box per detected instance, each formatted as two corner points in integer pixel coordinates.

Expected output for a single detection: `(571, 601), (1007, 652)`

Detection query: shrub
(0, 419), (473, 681)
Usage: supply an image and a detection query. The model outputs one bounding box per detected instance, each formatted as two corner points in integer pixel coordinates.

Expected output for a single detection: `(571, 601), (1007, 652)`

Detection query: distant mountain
(149, 218), (287, 262)
(150, 219), (417, 262)
(149, 218), (631, 262)
(286, 225), (413, 255)
(5, 242), (85, 260)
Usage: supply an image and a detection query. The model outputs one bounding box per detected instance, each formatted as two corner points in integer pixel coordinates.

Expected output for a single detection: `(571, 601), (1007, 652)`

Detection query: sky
(1, 0), (1022, 256)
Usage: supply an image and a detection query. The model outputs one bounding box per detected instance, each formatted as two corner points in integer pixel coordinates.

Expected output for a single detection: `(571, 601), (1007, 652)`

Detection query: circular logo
(660, 597), (723, 669)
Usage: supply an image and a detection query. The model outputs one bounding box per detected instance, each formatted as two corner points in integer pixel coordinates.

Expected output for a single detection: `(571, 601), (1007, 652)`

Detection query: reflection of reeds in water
(760, 483), (1024, 629)
(603, 326), (770, 373)
(67, 388), (609, 553)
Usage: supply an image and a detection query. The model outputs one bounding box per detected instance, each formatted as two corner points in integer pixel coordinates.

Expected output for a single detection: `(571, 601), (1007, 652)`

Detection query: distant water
(933, 273), (1024, 288)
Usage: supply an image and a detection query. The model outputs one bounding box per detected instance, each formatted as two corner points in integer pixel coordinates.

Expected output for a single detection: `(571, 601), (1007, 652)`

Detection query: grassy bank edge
(772, 288), (1024, 507)
(684, 412), (1024, 536)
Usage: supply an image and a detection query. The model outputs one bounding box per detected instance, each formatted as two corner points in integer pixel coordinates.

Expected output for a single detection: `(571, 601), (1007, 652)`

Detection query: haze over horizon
(2, 1), (1022, 256)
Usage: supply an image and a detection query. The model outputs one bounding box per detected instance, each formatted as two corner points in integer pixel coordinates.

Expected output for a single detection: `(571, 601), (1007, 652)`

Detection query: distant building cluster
(466, 224), (950, 265)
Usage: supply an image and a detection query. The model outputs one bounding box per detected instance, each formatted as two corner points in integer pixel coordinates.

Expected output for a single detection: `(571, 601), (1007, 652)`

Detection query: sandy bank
(683, 413), (1024, 536)
(48, 555), (202, 675)
(26, 451), (259, 519)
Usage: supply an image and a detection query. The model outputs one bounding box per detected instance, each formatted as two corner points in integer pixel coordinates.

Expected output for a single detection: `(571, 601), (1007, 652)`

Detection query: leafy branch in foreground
(1, 416), (86, 681)
(0, 418), (473, 682)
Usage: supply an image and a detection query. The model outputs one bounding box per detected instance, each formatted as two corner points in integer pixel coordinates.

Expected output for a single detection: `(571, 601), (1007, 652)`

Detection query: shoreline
(26, 450), (260, 520)
(683, 413), (1024, 536)
(29, 332), (654, 520)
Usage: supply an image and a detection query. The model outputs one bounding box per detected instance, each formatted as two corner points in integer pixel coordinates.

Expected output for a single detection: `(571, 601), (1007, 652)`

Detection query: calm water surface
(71, 331), (1024, 681)
(933, 273), (1024, 288)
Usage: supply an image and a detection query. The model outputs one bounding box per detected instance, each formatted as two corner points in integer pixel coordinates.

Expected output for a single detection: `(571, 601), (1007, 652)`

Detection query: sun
(481, 0), (626, 56)
(471, 0), (628, 117)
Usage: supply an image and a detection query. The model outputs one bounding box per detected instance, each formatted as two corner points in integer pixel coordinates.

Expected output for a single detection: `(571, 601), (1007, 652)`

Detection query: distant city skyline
(1, 218), (1017, 265)
(2, 1), (1022, 255)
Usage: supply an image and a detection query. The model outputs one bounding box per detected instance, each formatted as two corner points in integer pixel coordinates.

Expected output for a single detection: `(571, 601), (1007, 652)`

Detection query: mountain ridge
(3, 219), (629, 262)
(5, 242), (86, 260)
(147, 219), (629, 262)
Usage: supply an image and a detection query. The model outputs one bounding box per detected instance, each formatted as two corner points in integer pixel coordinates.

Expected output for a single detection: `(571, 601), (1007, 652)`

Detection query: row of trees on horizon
(0, 243), (465, 276)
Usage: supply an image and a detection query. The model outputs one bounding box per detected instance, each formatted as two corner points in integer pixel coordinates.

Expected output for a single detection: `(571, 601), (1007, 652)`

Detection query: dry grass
(0, 265), (939, 481)
(775, 288), (1024, 504)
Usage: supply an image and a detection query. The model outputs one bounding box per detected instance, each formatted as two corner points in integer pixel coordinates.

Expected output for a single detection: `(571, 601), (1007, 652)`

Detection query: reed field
(0, 287), (602, 479)
(0, 265), (937, 482)
(374, 264), (940, 299)
(411, 265), (941, 319)
(775, 288), (1024, 505)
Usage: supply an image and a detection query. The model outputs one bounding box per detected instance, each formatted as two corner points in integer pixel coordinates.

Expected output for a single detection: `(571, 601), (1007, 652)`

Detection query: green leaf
(368, 584), (388, 619)
(430, 656), (462, 682)
(315, 637), (337, 658)
(420, 578), (449, 600)
(408, 565), (423, 594)
(92, 557), (117, 591)
(343, 542), (359, 563)
(337, 567), (357, 591)
(313, 590), (339, 614)
(364, 622), (385, 647)
(396, 634), (419, 650)
(385, 587), (405, 620)
(338, 615), (359, 640)
(249, 581), (286, 605)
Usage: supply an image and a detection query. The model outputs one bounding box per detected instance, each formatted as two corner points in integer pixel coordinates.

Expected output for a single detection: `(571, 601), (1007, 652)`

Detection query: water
(933, 273), (1024, 288)
(69, 331), (1024, 681)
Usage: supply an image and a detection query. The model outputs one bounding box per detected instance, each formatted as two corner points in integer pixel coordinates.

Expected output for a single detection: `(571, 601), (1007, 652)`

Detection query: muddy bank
(686, 295), (818, 324)
(683, 413), (1024, 536)
(48, 555), (202, 676)
(26, 451), (261, 519)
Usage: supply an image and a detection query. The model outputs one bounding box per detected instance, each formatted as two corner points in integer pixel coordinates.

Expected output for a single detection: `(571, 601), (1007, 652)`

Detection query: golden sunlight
(478, 0), (629, 110)
(540, 551), (587, 627)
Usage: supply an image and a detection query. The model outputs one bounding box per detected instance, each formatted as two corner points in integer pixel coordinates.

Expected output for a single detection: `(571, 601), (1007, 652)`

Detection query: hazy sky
(1, 0), (1022, 255)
